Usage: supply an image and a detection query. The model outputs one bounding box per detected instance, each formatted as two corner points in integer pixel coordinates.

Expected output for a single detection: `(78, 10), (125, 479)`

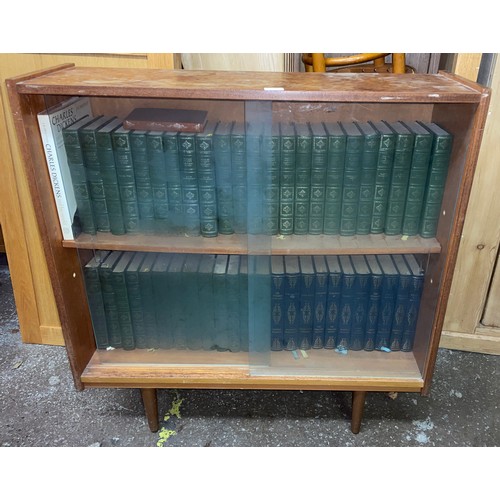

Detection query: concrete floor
(1, 256), (499, 447)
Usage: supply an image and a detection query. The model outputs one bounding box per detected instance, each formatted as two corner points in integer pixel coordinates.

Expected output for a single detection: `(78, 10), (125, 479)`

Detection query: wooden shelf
(63, 232), (441, 255)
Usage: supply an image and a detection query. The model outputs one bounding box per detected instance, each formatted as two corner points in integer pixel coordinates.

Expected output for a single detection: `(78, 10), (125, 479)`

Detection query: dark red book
(123, 107), (208, 132)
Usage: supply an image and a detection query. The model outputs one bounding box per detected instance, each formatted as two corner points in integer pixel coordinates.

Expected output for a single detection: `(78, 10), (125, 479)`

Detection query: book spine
(98, 263), (122, 348)
(163, 132), (183, 227)
(213, 256), (229, 350)
(418, 125), (453, 238)
(337, 268), (356, 349)
(283, 258), (300, 351)
(238, 256), (249, 352)
(83, 263), (109, 349)
(364, 271), (383, 351)
(138, 261), (160, 349)
(401, 268), (424, 352)
(152, 257), (174, 349)
(340, 124), (363, 236)
(324, 123), (346, 235)
(179, 132), (200, 236)
(112, 129), (140, 232)
(125, 263), (148, 350)
(97, 126), (126, 236)
(147, 132), (169, 221)
(63, 128), (96, 235)
(214, 122), (234, 235)
(384, 124), (415, 235)
(325, 265), (342, 349)
(279, 123), (296, 235)
(130, 131), (155, 222)
(262, 125), (280, 235)
(198, 255), (216, 351)
(309, 123), (328, 234)
(271, 257), (285, 351)
(250, 256), (271, 353)
(375, 272), (398, 350)
(350, 268), (370, 350)
(293, 124), (312, 235)
(355, 125), (380, 234)
(169, 256), (187, 349)
(38, 114), (76, 240)
(389, 269), (411, 351)
(196, 128), (218, 237)
(312, 258), (328, 349)
(298, 257), (315, 350)
(246, 126), (264, 235)
(112, 265), (135, 350)
(182, 256), (202, 350)
(402, 127), (433, 235)
(370, 125), (396, 233)
(231, 124), (248, 234)
(226, 256), (241, 352)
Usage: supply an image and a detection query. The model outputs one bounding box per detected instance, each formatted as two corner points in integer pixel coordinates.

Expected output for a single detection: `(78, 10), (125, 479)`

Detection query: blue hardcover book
(151, 253), (174, 349)
(138, 252), (160, 349)
(271, 255), (285, 351)
(325, 255), (342, 349)
(390, 254), (412, 351)
(213, 254), (229, 350)
(349, 255), (371, 351)
(239, 255), (249, 352)
(298, 255), (316, 350)
(166, 253), (187, 349)
(226, 255), (241, 352)
(182, 254), (202, 350)
(246, 122), (264, 234)
(125, 251), (148, 349)
(231, 122), (248, 234)
(375, 254), (399, 350)
(364, 254), (383, 351)
(283, 255), (301, 351)
(262, 123), (280, 235)
(402, 254), (425, 352)
(337, 255), (357, 349)
(312, 255), (329, 349)
(198, 254), (217, 350)
(250, 255), (271, 353)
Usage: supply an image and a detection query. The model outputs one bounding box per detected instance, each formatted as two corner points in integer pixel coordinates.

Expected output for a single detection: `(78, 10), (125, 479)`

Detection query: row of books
(83, 250), (424, 354)
(55, 107), (452, 240)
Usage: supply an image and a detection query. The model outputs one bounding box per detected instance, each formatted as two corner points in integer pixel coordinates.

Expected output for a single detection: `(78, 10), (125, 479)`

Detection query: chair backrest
(302, 53), (411, 73)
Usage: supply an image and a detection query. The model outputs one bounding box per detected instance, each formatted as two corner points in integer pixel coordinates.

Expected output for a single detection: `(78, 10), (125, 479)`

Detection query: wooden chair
(302, 53), (415, 73)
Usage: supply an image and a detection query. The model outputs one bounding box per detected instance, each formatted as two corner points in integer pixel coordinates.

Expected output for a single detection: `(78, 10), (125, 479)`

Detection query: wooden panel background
(0, 53), (179, 346)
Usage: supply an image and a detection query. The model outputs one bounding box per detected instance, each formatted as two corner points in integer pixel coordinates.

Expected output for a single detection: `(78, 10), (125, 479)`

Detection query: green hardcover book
(181, 254), (202, 349)
(246, 122), (264, 235)
(349, 255), (371, 350)
(279, 122), (296, 235)
(355, 122), (381, 235)
(271, 255), (285, 351)
(390, 254), (412, 351)
(293, 123), (312, 235)
(112, 126), (140, 233)
(138, 252), (160, 348)
(79, 115), (115, 232)
(364, 254), (383, 351)
(62, 115), (100, 235)
(151, 253), (174, 349)
(375, 254), (399, 350)
(401, 121), (433, 236)
(239, 255), (249, 351)
(213, 254), (229, 350)
(96, 118), (126, 235)
(417, 122), (453, 238)
(146, 131), (169, 221)
(166, 253), (187, 349)
(384, 121), (415, 235)
(325, 255), (342, 349)
(401, 254), (425, 351)
(309, 122), (328, 234)
(198, 254), (217, 350)
(214, 121), (234, 235)
(283, 255), (300, 350)
(312, 255), (328, 349)
(337, 255), (356, 349)
(130, 130), (155, 222)
(298, 255), (316, 350)
(226, 255), (241, 352)
(98, 251), (123, 348)
(179, 131), (200, 236)
(324, 121), (347, 235)
(163, 131), (183, 227)
(196, 121), (218, 237)
(369, 121), (396, 234)
(262, 123), (280, 235)
(111, 251), (136, 350)
(231, 122), (248, 234)
(83, 251), (110, 349)
(250, 255), (271, 353)
(339, 122), (364, 236)
(125, 251), (148, 349)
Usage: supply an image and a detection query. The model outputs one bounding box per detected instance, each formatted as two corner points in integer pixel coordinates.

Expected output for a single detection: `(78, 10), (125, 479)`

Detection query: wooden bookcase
(6, 65), (490, 434)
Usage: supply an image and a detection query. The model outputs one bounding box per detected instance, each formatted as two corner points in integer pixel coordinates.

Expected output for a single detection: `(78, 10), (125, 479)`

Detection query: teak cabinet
(7, 65), (490, 434)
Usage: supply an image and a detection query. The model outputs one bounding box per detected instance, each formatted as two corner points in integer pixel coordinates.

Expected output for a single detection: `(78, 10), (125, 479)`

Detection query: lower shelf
(81, 347), (424, 392)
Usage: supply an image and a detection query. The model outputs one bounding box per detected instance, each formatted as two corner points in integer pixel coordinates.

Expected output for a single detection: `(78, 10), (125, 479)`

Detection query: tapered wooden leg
(141, 388), (159, 432)
(351, 391), (367, 434)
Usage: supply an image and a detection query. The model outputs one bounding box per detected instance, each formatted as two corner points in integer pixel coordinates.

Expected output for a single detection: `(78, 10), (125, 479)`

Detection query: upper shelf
(14, 66), (488, 103)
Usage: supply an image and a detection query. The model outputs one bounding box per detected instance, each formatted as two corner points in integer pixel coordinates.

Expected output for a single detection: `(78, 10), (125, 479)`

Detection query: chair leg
(351, 391), (367, 434)
(312, 53), (327, 72)
(141, 388), (159, 432)
(392, 53), (406, 74)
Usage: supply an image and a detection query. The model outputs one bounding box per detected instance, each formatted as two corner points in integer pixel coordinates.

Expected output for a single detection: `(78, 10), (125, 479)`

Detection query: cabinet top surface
(14, 66), (487, 103)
